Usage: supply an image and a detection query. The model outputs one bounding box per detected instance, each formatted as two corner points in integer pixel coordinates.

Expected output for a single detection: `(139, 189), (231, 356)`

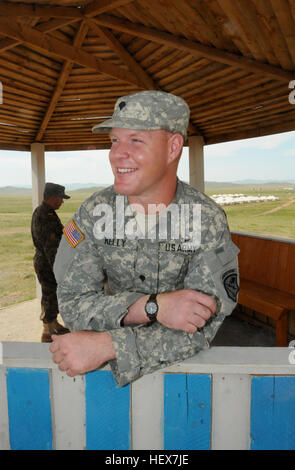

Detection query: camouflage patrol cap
(92, 90), (190, 140)
(43, 182), (70, 200)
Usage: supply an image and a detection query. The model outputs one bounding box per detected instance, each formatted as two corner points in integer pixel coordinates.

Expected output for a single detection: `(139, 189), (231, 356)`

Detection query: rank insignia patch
(63, 220), (84, 247)
(222, 269), (239, 302)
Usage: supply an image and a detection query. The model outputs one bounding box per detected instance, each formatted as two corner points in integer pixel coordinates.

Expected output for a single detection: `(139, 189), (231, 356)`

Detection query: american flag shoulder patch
(63, 220), (85, 248)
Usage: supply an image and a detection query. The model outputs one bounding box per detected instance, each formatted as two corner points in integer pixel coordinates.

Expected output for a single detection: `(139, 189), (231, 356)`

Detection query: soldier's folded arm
(107, 218), (239, 386)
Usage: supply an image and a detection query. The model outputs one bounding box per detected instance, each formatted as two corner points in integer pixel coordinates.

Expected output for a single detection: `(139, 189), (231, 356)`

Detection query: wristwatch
(145, 293), (159, 321)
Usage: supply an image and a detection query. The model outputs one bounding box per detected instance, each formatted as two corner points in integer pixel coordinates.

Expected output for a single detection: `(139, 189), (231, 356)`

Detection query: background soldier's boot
(41, 319), (70, 342)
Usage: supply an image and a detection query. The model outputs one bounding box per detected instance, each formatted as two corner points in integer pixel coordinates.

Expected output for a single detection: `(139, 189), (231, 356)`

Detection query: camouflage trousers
(34, 253), (59, 323)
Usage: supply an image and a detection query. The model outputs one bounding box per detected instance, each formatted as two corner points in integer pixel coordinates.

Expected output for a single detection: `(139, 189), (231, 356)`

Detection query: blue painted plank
(85, 370), (130, 450)
(6, 368), (53, 450)
(251, 376), (295, 450)
(164, 373), (211, 450)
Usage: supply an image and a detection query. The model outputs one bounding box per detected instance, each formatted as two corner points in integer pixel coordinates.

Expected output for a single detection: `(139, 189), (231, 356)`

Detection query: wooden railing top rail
(231, 231), (295, 245)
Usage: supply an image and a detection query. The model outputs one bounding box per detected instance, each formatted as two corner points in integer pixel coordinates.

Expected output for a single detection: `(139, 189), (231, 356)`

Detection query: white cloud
(0, 151), (31, 186)
(45, 150), (114, 185)
(283, 148), (295, 157)
(205, 131), (295, 157)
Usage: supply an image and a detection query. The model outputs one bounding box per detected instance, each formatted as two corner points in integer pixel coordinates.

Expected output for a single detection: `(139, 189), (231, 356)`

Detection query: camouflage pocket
(105, 266), (135, 292)
(158, 251), (190, 290)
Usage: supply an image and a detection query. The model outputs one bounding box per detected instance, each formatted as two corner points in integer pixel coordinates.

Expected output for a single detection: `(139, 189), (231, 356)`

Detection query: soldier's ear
(168, 133), (183, 164)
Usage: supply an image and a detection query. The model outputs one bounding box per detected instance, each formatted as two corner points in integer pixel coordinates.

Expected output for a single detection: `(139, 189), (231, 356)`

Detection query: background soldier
(31, 182), (70, 342)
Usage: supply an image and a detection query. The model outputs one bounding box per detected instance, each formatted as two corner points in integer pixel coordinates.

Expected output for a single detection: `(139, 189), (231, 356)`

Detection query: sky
(0, 130), (295, 187)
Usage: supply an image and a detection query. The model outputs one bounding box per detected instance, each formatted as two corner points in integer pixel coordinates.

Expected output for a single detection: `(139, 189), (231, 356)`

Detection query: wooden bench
(231, 232), (295, 346)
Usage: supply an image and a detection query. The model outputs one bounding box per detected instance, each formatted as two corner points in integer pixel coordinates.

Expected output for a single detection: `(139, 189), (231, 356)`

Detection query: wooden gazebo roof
(0, 0), (295, 151)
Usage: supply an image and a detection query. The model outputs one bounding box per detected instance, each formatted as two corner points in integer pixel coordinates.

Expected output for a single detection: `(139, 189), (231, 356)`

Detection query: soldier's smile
(117, 168), (138, 174)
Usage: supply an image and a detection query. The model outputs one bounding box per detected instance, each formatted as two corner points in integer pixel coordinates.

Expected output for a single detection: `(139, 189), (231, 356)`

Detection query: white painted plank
(162, 347), (295, 375)
(0, 367), (10, 450)
(131, 373), (164, 450)
(2, 343), (295, 376)
(51, 370), (85, 450)
(211, 373), (251, 450)
(2, 342), (111, 371)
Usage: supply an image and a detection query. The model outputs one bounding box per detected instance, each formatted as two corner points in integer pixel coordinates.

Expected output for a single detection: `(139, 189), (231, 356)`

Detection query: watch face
(146, 301), (158, 315)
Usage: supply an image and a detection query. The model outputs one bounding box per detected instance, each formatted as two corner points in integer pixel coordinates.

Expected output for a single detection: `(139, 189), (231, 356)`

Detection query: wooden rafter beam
(0, 2), (83, 18)
(0, 0), (133, 52)
(84, 0), (134, 17)
(32, 0), (135, 31)
(0, 0), (293, 84)
(0, 18), (143, 87)
(206, 117), (295, 145)
(87, 18), (156, 90)
(93, 14), (295, 82)
(0, 0), (134, 18)
(86, 19), (202, 137)
(35, 22), (89, 142)
(36, 18), (80, 33)
(0, 17), (80, 53)
(0, 37), (22, 53)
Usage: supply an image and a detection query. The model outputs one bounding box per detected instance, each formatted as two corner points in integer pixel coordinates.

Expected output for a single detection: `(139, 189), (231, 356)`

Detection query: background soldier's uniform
(54, 180), (239, 387)
(31, 201), (63, 323)
(31, 182), (70, 342)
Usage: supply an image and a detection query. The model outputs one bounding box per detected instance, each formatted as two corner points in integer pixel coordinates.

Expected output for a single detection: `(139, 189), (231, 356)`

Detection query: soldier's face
(51, 196), (64, 210)
(109, 128), (172, 198)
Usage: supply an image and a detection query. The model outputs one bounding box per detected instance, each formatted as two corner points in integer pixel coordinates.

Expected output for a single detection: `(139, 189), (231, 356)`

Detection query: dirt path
(0, 299), (65, 342)
(259, 196), (295, 215)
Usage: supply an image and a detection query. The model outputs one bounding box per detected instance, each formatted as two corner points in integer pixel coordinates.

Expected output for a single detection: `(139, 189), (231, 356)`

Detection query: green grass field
(0, 183), (294, 308)
(206, 184), (295, 239)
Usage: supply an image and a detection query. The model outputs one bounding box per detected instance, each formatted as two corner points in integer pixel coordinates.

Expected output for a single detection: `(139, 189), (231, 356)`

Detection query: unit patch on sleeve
(63, 220), (84, 247)
(221, 269), (239, 302)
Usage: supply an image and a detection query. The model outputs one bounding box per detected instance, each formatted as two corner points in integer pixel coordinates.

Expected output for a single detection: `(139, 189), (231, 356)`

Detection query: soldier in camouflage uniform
(31, 182), (70, 342)
(50, 91), (239, 386)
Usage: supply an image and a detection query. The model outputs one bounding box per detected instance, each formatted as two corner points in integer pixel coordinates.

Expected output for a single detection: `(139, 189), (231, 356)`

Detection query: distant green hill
(205, 181), (295, 192)
(1, 181), (294, 196)
(70, 185), (108, 193)
(205, 182), (240, 189)
(0, 185), (108, 195)
(0, 186), (32, 195)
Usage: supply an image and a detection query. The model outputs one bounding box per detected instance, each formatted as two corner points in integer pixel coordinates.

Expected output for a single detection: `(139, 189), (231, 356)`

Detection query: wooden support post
(188, 136), (204, 192)
(31, 143), (45, 210)
(31, 143), (45, 299)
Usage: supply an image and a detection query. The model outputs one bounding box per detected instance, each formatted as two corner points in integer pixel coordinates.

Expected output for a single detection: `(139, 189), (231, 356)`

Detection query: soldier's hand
(156, 289), (216, 334)
(49, 330), (116, 377)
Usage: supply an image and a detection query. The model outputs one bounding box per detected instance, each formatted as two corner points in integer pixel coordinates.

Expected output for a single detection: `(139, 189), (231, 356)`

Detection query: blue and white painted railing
(1, 343), (295, 450)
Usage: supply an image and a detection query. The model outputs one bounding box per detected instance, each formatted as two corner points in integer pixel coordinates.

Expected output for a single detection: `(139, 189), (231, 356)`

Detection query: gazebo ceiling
(0, 0), (294, 151)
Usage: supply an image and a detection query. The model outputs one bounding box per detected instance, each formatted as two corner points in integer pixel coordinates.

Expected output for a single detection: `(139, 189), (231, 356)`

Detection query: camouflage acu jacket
(54, 180), (239, 386)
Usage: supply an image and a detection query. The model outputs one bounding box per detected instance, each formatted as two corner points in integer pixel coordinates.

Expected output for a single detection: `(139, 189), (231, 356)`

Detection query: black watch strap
(149, 293), (157, 302)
